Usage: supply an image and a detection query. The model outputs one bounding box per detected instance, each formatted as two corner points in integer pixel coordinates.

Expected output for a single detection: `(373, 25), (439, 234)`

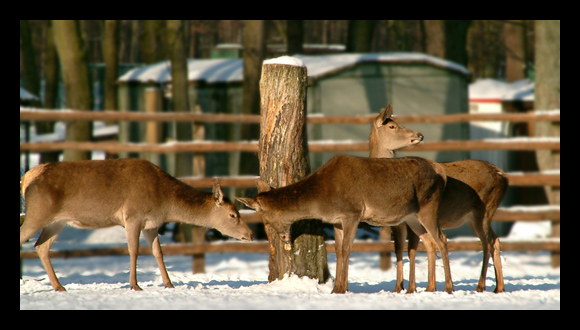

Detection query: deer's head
(369, 103), (424, 158)
(236, 180), (293, 242)
(209, 180), (254, 241)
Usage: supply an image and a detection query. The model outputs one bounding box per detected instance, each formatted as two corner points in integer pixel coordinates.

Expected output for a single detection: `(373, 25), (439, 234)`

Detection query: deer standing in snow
(20, 158), (254, 291)
(370, 104), (507, 293)
(237, 154), (454, 294)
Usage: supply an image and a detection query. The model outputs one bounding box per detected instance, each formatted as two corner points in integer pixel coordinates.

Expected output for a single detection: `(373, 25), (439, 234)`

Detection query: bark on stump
(259, 57), (330, 283)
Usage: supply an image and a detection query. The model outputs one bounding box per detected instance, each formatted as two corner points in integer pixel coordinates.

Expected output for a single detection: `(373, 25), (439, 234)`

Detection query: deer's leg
(142, 228), (174, 289)
(34, 221), (67, 292)
(420, 222), (453, 294)
(332, 220), (357, 294)
(406, 218), (438, 292)
(434, 231), (453, 293)
(421, 234), (439, 292)
(484, 213), (505, 293)
(125, 220), (143, 291)
(20, 222), (38, 247)
(468, 218), (490, 292)
(406, 226), (420, 294)
(490, 232), (505, 293)
(333, 224), (343, 281)
(391, 223), (406, 293)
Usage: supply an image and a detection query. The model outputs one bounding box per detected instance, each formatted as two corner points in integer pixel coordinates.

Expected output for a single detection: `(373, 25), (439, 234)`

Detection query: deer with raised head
(20, 158), (254, 292)
(237, 154), (454, 294)
(370, 103), (508, 293)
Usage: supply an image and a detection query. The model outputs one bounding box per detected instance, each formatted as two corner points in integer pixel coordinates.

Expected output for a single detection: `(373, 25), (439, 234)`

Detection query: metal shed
(117, 53), (471, 175)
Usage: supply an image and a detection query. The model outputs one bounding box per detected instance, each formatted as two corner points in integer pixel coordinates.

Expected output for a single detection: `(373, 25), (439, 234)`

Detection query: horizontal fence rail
(19, 205), (561, 259)
(179, 172), (560, 189)
(19, 139), (561, 154)
(20, 108), (561, 269)
(19, 109), (561, 124)
(19, 238), (561, 260)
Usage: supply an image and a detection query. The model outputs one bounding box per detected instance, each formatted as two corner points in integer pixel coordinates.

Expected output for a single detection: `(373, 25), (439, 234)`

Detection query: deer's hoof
(54, 286), (67, 292)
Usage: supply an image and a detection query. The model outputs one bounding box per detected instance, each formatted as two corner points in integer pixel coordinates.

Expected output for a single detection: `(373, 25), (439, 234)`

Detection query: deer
(237, 154), (454, 294)
(20, 158), (254, 292)
(369, 103), (508, 293)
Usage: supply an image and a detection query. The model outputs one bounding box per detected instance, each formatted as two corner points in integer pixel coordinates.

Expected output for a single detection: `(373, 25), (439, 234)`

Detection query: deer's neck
(265, 182), (321, 221)
(167, 184), (213, 226)
(369, 148), (396, 159)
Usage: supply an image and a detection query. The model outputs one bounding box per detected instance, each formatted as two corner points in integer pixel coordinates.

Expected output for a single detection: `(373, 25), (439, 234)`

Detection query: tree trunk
(103, 20), (119, 123)
(424, 20), (471, 68)
(167, 20), (194, 242)
(239, 20), (266, 178)
(52, 20), (93, 161)
(534, 20), (560, 267)
(259, 58), (330, 283)
(504, 20), (527, 82)
(346, 20), (377, 53)
(534, 20), (560, 205)
(444, 20), (471, 67)
(167, 19), (193, 177)
(143, 20), (166, 64)
(424, 20), (446, 59)
(103, 20), (119, 111)
(20, 20), (40, 107)
(286, 20), (304, 55)
(40, 21), (60, 163)
(44, 21), (59, 110)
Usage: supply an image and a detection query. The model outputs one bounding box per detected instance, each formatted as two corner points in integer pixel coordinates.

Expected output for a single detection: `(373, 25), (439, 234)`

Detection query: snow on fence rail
(19, 204), (561, 258)
(18, 138), (561, 154)
(178, 172), (560, 189)
(18, 109), (561, 155)
(19, 108), (561, 269)
(19, 108), (561, 124)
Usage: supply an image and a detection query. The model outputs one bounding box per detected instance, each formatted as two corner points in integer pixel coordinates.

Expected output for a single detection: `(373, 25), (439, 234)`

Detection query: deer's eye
(389, 125), (396, 129)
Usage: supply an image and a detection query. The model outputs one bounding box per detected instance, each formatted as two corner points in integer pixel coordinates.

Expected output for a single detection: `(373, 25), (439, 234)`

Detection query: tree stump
(259, 56), (330, 283)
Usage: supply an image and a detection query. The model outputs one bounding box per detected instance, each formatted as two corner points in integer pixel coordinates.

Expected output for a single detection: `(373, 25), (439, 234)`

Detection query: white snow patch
(21, 225), (560, 310)
(263, 56), (305, 67)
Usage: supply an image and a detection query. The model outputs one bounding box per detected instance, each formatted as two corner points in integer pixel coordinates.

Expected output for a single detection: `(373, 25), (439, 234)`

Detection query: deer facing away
(20, 158), (254, 292)
(237, 154), (454, 294)
(370, 103), (508, 293)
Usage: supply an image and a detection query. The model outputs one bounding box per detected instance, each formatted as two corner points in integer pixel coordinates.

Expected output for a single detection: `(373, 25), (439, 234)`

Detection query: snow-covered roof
(118, 52), (471, 85)
(469, 78), (534, 102)
(20, 87), (38, 101)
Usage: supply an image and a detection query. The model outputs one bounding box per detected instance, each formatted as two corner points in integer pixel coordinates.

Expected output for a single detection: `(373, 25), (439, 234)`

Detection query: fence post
(192, 226), (206, 274)
(145, 88), (162, 166)
(258, 56), (330, 283)
(379, 227), (392, 270)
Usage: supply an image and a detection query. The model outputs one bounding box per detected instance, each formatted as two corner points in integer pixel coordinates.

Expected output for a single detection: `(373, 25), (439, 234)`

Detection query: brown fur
(20, 158), (254, 291)
(368, 104), (508, 293)
(237, 155), (454, 294)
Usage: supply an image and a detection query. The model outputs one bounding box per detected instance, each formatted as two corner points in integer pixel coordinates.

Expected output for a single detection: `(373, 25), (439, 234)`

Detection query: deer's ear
(213, 180), (225, 206)
(374, 103), (393, 128)
(256, 179), (272, 193)
(236, 197), (261, 212)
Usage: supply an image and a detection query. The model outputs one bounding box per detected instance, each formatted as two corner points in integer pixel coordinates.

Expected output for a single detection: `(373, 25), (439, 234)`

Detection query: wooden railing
(19, 108), (561, 270)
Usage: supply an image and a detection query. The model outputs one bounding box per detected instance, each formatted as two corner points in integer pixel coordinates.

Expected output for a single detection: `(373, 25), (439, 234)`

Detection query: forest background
(19, 20), (541, 164)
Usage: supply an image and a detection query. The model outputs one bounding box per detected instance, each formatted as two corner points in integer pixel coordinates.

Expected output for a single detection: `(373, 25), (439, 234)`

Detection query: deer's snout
(242, 232), (255, 242)
(411, 133), (424, 144)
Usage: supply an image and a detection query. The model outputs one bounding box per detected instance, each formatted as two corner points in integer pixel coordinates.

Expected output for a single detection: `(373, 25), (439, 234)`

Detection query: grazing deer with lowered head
(237, 154), (454, 294)
(370, 103), (508, 293)
(20, 158), (254, 292)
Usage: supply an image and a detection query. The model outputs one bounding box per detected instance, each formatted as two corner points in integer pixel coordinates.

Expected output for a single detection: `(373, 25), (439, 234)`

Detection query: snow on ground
(20, 226), (559, 310)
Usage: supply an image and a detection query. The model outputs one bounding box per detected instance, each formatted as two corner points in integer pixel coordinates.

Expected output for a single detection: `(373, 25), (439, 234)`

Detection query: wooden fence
(19, 109), (561, 271)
